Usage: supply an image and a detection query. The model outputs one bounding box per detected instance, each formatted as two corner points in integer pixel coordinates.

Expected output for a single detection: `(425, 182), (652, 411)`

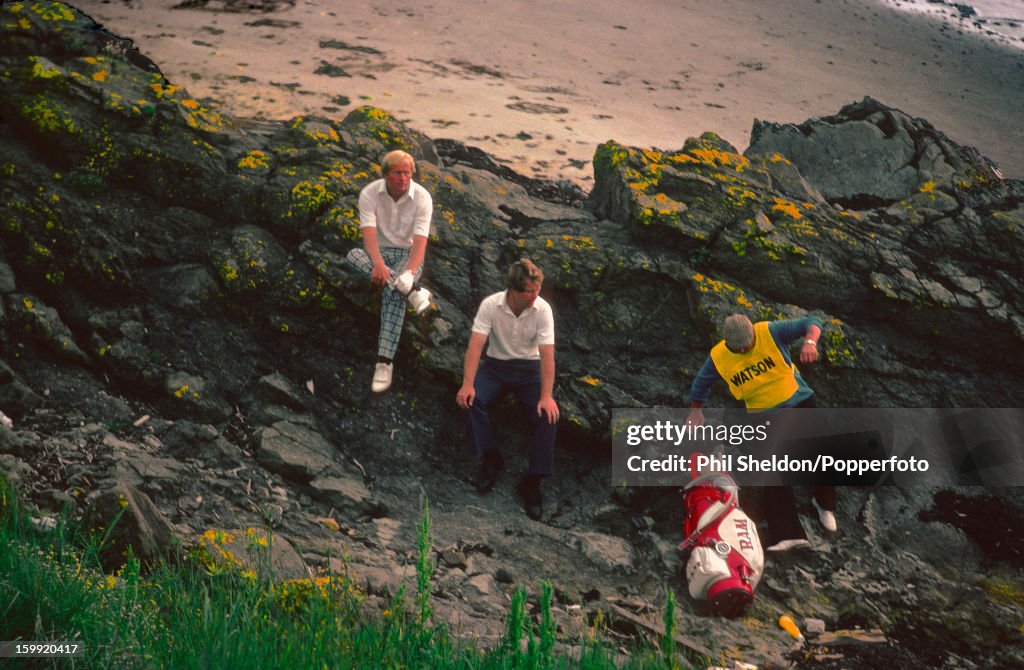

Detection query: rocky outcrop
(1, 4), (1022, 668)
(746, 96), (1007, 206)
(589, 125), (1023, 409)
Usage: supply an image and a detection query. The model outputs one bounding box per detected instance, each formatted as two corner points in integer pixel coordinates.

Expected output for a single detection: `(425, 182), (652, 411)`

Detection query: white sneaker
(812, 498), (838, 532)
(407, 287), (432, 314)
(371, 362), (393, 393)
(766, 538), (811, 552)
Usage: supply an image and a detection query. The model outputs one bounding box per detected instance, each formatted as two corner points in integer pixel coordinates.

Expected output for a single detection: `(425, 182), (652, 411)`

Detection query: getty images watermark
(611, 408), (1024, 487)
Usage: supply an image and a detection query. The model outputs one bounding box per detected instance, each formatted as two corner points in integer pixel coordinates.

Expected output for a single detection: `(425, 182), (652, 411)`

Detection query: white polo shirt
(471, 291), (555, 361)
(358, 178), (433, 248)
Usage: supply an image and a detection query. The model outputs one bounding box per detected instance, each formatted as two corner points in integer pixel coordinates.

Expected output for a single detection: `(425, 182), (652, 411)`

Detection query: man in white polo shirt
(346, 150), (433, 393)
(456, 258), (559, 520)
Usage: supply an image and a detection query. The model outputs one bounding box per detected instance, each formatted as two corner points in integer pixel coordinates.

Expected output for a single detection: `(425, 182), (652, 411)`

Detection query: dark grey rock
(107, 451), (190, 488)
(569, 531), (635, 573)
(81, 484), (176, 570)
(161, 421), (243, 465)
(495, 567), (516, 584)
(746, 96), (1005, 206)
(0, 262), (16, 293)
(0, 453), (35, 487)
(307, 473), (383, 519)
(147, 264), (219, 312)
(0, 361), (43, 416)
(256, 372), (309, 411)
(162, 371), (233, 424)
(255, 421), (340, 482)
(6, 293), (89, 366)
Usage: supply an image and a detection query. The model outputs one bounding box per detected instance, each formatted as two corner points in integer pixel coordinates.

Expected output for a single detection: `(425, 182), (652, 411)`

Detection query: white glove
(393, 270), (415, 295)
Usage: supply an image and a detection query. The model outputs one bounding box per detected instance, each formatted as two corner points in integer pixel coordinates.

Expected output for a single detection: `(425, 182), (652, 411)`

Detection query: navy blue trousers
(756, 396), (836, 544)
(467, 358), (556, 476)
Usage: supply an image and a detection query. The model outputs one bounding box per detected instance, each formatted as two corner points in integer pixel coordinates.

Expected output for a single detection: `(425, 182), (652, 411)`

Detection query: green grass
(0, 479), (704, 669)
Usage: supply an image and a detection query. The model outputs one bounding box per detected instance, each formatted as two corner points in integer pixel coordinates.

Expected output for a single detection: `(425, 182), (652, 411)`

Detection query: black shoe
(475, 450), (504, 493)
(517, 476), (543, 520)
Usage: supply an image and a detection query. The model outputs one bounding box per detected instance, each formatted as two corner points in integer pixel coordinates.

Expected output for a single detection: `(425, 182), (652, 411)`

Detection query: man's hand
(456, 382), (476, 409)
(393, 270), (414, 295)
(370, 258), (392, 286)
(800, 325), (822, 364)
(537, 396), (559, 424)
(686, 408), (705, 427)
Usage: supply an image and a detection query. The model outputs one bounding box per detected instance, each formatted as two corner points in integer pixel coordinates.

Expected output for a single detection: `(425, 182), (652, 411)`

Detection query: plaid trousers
(345, 246), (422, 360)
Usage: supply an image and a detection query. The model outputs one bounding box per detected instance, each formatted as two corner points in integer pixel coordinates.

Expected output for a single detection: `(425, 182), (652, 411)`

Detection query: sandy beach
(71, 0), (1024, 186)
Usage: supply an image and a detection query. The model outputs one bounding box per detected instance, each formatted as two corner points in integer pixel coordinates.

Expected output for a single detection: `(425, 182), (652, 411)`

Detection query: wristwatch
(805, 339), (817, 346)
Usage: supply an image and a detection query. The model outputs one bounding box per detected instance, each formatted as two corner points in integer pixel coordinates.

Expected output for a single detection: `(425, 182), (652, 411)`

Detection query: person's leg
(346, 246), (422, 287)
(347, 247), (411, 391)
(467, 359), (507, 458)
(510, 360), (556, 477)
(812, 486), (836, 511)
(376, 248), (410, 361)
(468, 359), (509, 492)
(345, 247), (374, 278)
(756, 399), (815, 548)
(763, 486), (808, 548)
(509, 360), (554, 520)
(791, 396), (837, 530)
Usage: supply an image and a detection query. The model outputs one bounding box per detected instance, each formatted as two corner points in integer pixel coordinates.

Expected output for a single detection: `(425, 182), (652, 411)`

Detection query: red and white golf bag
(678, 456), (764, 618)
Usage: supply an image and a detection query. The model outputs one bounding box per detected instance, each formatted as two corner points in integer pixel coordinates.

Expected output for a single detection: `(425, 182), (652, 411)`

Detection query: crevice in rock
(829, 194), (896, 210)
(498, 205), (546, 236)
(873, 112), (900, 139)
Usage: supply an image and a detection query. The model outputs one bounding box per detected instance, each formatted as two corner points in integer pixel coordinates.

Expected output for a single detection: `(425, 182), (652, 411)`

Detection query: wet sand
(73, 0), (1024, 186)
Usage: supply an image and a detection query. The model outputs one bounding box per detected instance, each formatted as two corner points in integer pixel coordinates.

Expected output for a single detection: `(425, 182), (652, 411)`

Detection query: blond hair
(381, 150), (415, 175)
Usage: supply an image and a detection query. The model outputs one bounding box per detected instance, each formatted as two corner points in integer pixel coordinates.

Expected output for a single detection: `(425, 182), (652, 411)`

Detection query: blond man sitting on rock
(346, 150), (434, 393)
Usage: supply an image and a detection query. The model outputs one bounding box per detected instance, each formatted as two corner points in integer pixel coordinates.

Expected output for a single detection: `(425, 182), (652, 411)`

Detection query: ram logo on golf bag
(678, 453), (764, 618)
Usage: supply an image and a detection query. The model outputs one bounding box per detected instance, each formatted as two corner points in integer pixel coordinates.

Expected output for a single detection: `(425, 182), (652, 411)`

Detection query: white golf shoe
(811, 498), (837, 532)
(371, 362), (393, 393)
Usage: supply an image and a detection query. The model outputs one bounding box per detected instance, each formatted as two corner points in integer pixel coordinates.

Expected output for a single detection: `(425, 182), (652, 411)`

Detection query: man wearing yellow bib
(687, 314), (836, 552)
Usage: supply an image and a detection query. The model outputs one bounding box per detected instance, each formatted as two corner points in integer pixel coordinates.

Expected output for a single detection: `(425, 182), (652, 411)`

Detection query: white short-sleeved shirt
(471, 291), (555, 361)
(358, 178), (433, 248)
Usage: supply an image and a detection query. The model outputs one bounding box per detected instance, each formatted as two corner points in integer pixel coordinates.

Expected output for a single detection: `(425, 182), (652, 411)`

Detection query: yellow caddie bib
(710, 321), (799, 412)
